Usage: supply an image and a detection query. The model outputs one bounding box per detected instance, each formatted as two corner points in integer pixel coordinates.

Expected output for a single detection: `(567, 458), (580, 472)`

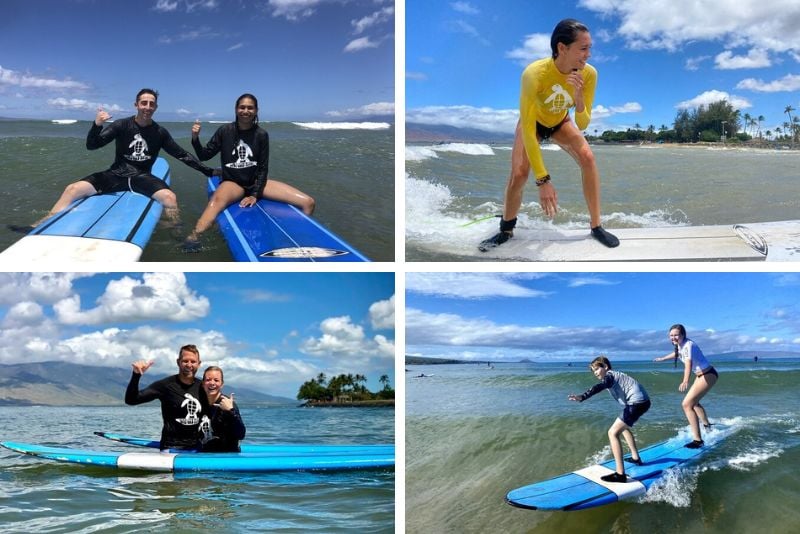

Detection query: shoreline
(299, 399), (395, 408)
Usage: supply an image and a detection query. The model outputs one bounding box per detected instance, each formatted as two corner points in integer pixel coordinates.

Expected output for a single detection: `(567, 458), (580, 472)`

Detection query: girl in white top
(654, 324), (719, 448)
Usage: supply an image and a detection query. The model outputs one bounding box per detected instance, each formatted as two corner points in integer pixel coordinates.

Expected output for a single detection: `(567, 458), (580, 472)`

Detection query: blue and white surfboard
(505, 430), (727, 511)
(1, 440), (394, 473)
(1, 158), (170, 263)
(207, 177), (369, 262)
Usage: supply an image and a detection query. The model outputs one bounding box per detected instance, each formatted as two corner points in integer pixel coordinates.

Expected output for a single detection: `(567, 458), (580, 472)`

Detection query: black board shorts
(82, 170), (169, 198)
(621, 399), (651, 427)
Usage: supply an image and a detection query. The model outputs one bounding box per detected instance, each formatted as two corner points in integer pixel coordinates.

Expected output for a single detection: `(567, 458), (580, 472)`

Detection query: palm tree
(379, 374), (390, 390)
(743, 113), (752, 136)
(757, 115), (764, 138)
(316, 373), (327, 385)
(785, 106), (796, 144)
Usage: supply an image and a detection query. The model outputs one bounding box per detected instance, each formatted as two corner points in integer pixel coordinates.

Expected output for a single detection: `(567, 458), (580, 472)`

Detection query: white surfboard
(478, 220), (800, 262)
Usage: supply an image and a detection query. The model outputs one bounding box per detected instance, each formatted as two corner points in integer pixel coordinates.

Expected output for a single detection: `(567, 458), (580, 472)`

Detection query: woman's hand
(538, 180), (559, 218)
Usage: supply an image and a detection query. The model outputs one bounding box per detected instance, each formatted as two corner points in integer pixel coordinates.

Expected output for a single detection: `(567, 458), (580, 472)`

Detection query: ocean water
(405, 141), (800, 261)
(0, 120), (394, 261)
(0, 404), (395, 533)
(405, 360), (800, 533)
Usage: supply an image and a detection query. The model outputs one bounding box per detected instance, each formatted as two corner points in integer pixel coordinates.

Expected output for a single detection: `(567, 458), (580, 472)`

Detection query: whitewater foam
(293, 122), (390, 130)
(405, 143), (495, 161)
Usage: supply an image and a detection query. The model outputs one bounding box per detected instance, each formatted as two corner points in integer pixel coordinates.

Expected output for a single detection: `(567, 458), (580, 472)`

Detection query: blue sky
(0, 272), (395, 398)
(406, 272), (800, 362)
(0, 0), (394, 121)
(406, 0), (800, 136)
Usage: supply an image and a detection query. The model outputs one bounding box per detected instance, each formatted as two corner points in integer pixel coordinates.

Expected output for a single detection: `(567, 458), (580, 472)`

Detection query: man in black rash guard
(12, 88), (214, 233)
(124, 344), (206, 450)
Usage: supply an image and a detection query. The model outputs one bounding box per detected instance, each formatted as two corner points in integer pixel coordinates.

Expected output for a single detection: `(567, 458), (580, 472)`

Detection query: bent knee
(303, 196), (316, 215)
(576, 146), (596, 168)
(155, 189), (178, 208)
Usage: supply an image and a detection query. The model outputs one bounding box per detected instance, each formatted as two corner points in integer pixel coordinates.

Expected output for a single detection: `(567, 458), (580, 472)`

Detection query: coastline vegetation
(297, 373), (394, 406)
(585, 99), (799, 147)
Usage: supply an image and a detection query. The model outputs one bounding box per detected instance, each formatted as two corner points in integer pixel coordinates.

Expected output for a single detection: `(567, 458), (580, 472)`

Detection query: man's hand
(131, 360), (155, 375)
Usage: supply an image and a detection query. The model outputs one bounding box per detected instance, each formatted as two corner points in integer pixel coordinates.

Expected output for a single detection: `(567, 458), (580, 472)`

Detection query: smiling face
(236, 97), (257, 125)
(202, 369), (224, 399)
(134, 92), (158, 122)
(559, 31), (592, 70)
(669, 328), (684, 347)
(176, 349), (200, 384)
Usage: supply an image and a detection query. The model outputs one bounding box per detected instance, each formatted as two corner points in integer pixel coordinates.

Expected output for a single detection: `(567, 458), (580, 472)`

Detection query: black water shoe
(479, 231), (512, 251)
(600, 472), (629, 483)
(685, 439), (704, 449)
(591, 225), (620, 248)
(479, 217), (517, 252)
(627, 457), (644, 466)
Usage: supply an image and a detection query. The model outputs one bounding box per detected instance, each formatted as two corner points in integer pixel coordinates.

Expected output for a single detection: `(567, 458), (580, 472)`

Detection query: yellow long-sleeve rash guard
(519, 57), (597, 179)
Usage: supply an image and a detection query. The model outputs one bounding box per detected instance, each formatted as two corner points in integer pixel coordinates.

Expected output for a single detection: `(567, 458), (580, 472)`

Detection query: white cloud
(269, 0), (320, 21)
(53, 272), (210, 325)
(505, 33), (551, 66)
(158, 26), (220, 44)
(369, 295), (395, 330)
(406, 71), (428, 81)
(47, 97), (124, 113)
(715, 48), (771, 69)
(610, 102), (642, 114)
(406, 104), (518, 134)
(676, 89), (752, 110)
(344, 36), (381, 52)
(568, 276), (619, 288)
(736, 73), (800, 92)
(227, 43), (244, 52)
(685, 55), (711, 71)
(0, 65), (89, 90)
(406, 273), (550, 299)
(0, 273), (93, 305)
(579, 0), (800, 54)
(301, 315), (368, 355)
(153, 0), (178, 11)
(451, 1), (479, 15)
(352, 6), (393, 35)
(2, 302), (45, 328)
(445, 19), (490, 46)
(325, 101), (394, 118)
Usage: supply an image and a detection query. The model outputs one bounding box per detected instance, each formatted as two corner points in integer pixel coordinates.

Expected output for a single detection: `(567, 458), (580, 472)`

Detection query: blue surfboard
(505, 431), (726, 511)
(94, 431), (394, 456)
(0, 441), (394, 473)
(207, 177), (369, 262)
(1, 158), (170, 262)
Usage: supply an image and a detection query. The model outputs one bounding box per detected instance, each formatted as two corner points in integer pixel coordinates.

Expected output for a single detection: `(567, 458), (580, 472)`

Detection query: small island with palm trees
(296, 373), (395, 407)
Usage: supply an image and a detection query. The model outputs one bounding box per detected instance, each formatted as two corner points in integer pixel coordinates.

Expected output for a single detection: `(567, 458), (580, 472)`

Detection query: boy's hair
(136, 88), (159, 103)
(589, 355), (612, 370)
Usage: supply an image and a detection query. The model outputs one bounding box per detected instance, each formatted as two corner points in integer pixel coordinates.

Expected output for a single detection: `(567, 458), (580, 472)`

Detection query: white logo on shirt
(126, 133), (151, 162)
(226, 139), (257, 169)
(543, 83), (574, 113)
(175, 393), (202, 425)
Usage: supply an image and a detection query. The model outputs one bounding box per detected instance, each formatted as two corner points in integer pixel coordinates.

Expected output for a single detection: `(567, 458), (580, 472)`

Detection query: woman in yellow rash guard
(480, 19), (619, 251)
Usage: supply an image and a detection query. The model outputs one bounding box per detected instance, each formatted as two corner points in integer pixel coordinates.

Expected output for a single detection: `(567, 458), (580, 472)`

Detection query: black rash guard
(125, 373), (206, 450)
(87, 116), (213, 178)
(192, 122), (269, 196)
(198, 396), (247, 452)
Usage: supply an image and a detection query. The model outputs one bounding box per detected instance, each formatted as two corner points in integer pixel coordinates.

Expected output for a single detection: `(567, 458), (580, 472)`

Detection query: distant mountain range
(406, 122), (514, 144)
(0, 362), (295, 406)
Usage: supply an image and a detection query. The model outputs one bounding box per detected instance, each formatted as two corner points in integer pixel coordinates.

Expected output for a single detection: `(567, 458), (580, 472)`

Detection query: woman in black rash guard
(184, 93), (315, 249)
